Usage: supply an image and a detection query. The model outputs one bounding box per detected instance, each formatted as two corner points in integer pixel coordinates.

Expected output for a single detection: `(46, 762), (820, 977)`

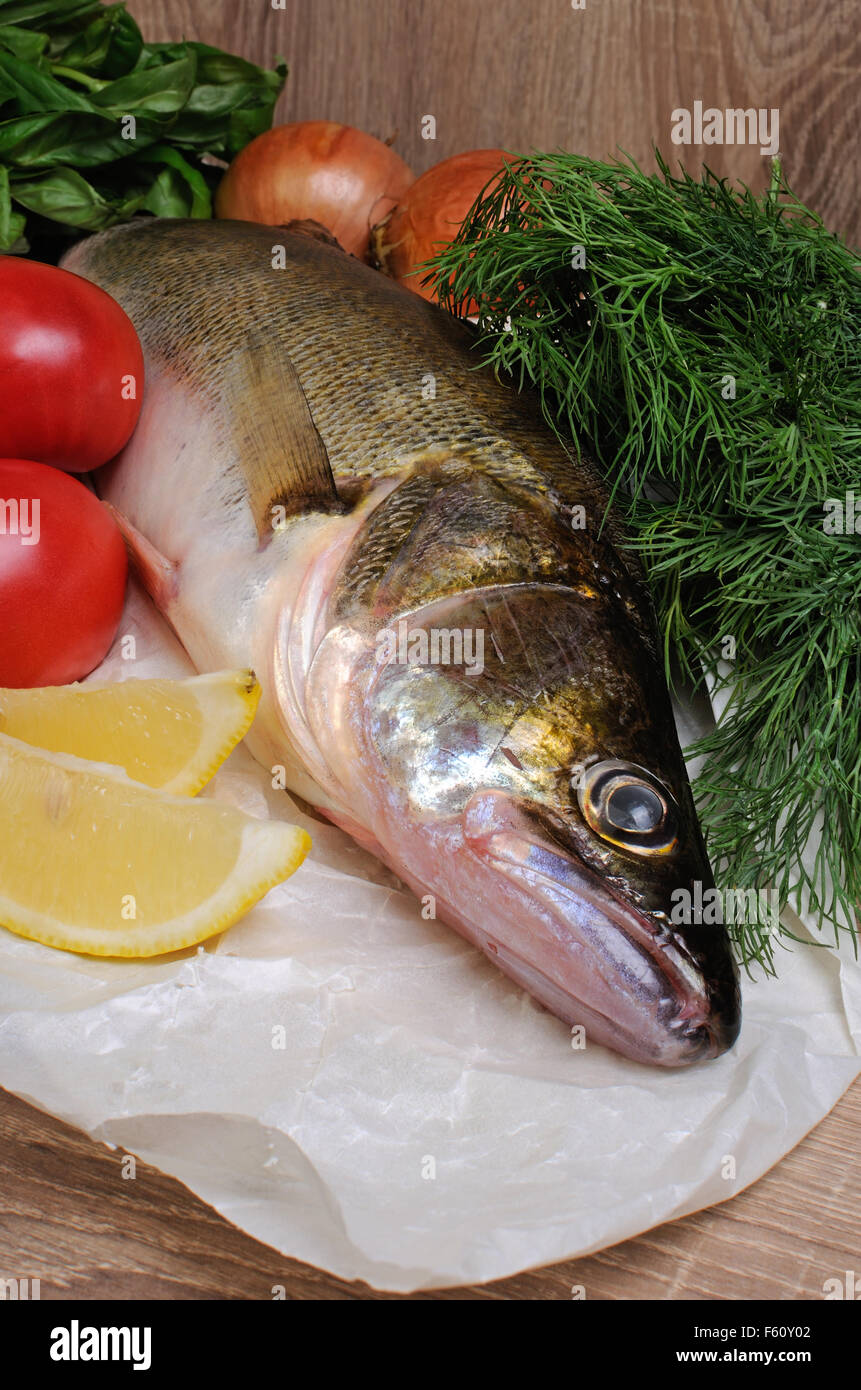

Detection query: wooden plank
(0, 1080), (858, 1298)
(124, 0), (861, 244)
(1, 0), (856, 1303)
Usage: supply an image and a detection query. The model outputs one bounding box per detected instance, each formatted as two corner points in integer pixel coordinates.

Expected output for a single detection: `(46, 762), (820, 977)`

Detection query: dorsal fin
(277, 218), (345, 251)
(229, 335), (345, 542)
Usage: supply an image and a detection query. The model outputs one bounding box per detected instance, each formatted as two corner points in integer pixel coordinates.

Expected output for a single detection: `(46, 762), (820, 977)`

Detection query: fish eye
(576, 760), (679, 857)
(606, 781), (665, 832)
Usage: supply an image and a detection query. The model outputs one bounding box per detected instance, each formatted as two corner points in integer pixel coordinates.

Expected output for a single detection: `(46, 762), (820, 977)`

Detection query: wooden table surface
(1, 1079), (858, 1299)
(1, 0), (858, 1302)
(123, 0), (861, 246)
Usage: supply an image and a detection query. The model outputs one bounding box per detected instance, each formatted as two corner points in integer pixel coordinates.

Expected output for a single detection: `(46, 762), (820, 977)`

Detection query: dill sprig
(430, 151), (861, 966)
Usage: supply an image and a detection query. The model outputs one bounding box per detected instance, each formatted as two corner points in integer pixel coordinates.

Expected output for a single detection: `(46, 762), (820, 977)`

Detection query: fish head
(307, 581), (740, 1067)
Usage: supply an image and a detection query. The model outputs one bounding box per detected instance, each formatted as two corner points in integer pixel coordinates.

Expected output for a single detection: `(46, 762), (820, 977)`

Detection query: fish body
(63, 218), (740, 1066)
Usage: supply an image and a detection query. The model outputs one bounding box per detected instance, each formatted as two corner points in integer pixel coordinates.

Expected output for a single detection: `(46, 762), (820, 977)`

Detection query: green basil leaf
(166, 59), (286, 154)
(0, 3), (286, 247)
(138, 40), (199, 65)
(0, 23), (48, 64)
(140, 164), (189, 217)
(0, 161), (26, 247)
(0, 1), (102, 30)
(90, 51), (196, 116)
(0, 108), (160, 165)
(57, 4), (142, 78)
(181, 41), (282, 88)
(0, 49), (96, 112)
(227, 102), (281, 155)
(175, 80), (269, 122)
(138, 140), (211, 217)
(10, 163), (145, 227)
(164, 99), (273, 154)
(140, 40), (285, 96)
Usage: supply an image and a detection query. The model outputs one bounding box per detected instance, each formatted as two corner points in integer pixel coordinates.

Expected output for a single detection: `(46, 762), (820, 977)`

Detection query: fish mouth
(462, 791), (740, 1067)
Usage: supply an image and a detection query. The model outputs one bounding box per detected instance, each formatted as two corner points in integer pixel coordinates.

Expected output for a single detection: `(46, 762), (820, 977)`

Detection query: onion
(214, 121), (415, 261)
(374, 149), (509, 308)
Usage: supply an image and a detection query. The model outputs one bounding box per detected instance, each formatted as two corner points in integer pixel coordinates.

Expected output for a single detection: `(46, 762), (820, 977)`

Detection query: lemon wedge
(0, 733), (311, 957)
(0, 671), (261, 796)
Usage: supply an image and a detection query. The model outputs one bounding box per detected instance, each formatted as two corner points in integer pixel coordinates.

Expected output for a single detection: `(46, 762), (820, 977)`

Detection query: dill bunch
(431, 152), (861, 967)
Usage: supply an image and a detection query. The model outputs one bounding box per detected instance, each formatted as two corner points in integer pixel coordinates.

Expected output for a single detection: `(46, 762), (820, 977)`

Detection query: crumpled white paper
(1, 579), (858, 1292)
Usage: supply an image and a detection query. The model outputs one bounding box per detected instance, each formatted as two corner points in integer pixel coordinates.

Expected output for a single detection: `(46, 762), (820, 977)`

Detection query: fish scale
(63, 216), (740, 1067)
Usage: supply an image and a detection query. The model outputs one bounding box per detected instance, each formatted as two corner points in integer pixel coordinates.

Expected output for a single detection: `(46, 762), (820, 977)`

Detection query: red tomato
(0, 258), (144, 473)
(0, 458), (127, 686)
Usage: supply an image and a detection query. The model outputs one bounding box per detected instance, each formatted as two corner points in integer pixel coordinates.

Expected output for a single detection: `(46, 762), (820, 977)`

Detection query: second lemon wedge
(0, 732), (310, 958)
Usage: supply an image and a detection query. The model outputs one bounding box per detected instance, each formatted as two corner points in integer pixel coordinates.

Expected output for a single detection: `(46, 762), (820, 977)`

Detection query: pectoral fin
(102, 502), (179, 611)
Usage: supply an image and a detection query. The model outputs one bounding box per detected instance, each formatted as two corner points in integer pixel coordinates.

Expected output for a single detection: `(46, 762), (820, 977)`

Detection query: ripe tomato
(0, 257), (144, 473)
(0, 459), (128, 686)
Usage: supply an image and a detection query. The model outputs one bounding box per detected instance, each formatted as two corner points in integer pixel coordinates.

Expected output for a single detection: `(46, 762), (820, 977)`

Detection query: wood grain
(1, 0), (857, 1303)
(124, 0), (861, 245)
(0, 1080), (858, 1299)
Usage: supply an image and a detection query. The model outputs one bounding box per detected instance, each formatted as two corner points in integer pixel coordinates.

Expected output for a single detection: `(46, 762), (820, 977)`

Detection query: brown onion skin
(214, 121), (415, 261)
(377, 149), (510, 309)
